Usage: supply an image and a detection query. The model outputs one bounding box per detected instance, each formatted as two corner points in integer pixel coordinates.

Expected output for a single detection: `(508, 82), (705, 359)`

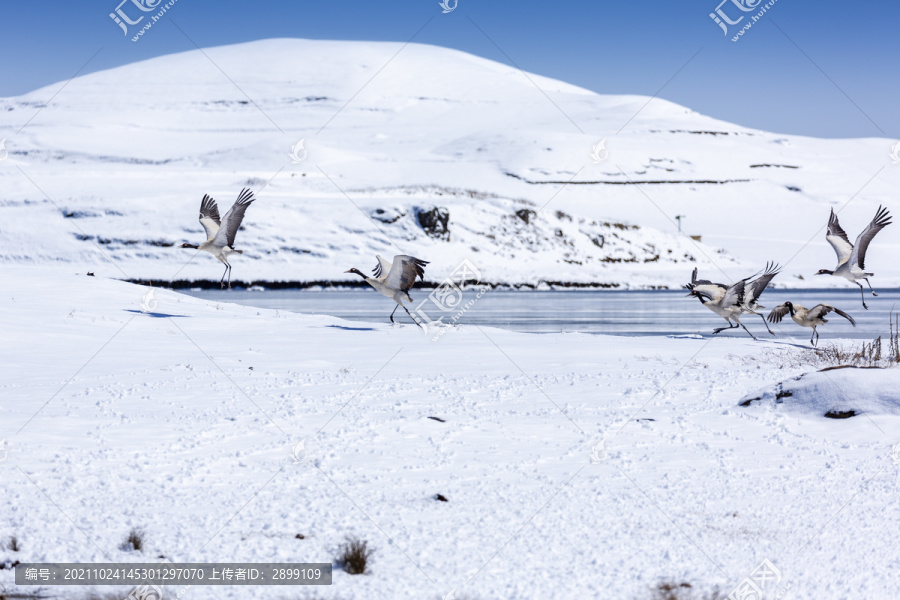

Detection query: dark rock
(515, 208), (536, 224)
(371, 207), (406, 224)
(415, 206), (450, 240)
(434, 494), (448, 502)
(824, 410), (856, 419)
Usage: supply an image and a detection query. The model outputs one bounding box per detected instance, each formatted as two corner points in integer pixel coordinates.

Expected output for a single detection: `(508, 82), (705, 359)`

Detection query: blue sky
(1, 0), (897, 138)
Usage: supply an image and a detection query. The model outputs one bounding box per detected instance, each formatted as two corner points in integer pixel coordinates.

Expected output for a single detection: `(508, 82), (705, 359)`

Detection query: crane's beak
(344, 269), (353, 273)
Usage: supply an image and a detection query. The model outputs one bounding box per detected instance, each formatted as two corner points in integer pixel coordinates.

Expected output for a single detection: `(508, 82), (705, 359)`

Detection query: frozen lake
(182, 287), (900, 340)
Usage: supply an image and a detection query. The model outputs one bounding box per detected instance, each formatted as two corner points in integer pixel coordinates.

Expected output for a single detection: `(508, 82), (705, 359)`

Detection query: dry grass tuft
(120, 527), (145, 552)
(334, 536), (373, 575)
(649, 581), (723, 600)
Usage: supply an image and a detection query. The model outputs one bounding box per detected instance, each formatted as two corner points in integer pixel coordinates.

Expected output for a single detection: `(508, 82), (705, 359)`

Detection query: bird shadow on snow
(699, 334), (813, 350)
(123, 309), (190, 319)
(762, 338), (815, 350)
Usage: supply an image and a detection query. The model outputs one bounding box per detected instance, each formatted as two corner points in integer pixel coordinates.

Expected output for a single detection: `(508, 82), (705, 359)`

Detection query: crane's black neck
(347, 268), (367, 280)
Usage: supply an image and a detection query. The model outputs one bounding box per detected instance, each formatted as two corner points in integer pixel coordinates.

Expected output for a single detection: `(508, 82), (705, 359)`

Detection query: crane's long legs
(857, 282), (868, 310)
(389, 305), (399, 323)
(739, 323), (758, 340)
(758, 313), (775, 335)
(402, 306), (418, 325)
(864, 278), (878, 297)
(712, 323), (738, 335)
(220, 264), (233, 289)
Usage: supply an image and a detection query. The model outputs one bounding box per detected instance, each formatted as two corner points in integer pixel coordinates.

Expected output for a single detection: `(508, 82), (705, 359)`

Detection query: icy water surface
(184, 288), (900, 339)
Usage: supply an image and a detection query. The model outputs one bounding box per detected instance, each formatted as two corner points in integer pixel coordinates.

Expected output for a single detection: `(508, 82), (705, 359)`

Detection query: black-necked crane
(815, 206), (892, 309)
(180, 188), (255, 289)
(767, 302), (855, 347)
(685, 262), (780, 339)
(345, 255), (429, 324)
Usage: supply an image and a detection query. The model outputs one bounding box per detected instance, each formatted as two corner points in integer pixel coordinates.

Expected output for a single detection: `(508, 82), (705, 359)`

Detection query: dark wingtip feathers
(236, 187), (255, 205)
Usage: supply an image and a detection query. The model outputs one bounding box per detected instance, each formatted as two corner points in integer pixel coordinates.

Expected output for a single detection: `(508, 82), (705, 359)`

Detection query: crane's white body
(197, 240), (242, 267)
(367, 255), (413, 304)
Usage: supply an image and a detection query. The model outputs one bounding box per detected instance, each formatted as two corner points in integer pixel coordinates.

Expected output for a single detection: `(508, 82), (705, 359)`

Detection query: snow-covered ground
(1, 38), (898, 287)
(3, 267), (899, 599)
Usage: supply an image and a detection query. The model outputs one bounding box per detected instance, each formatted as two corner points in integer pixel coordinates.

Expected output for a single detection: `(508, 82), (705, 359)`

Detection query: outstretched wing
(198, 194), (221, 240)
(719, 278), (745, 309)
(808, 304), (856, 326)
(372, 255), (394, 280)
(213, 188), (255, 248)
(832, 306), (856, 326)
(744, 262), (780, 306)
(826, 208), (853, 266)
(386, 255), (428, 292)
(767, 304), (791, 324)
(690, 267), (727, 290)
(849, 205), (891, 270)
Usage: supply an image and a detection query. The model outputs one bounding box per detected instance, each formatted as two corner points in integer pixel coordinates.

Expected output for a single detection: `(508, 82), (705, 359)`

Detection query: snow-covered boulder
(738, 366), (900, 419)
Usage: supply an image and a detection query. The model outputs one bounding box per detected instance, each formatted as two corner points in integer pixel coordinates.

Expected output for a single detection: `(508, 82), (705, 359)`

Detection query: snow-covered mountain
(1, 38), (897, 287)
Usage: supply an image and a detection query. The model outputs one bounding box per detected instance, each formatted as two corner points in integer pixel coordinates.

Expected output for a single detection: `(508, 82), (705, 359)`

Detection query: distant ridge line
(503, 172), (752, 185)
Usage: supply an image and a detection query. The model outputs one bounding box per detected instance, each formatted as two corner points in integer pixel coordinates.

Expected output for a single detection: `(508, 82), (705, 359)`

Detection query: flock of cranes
(686, 205), (891, 345)
(180, 190), (892, 345)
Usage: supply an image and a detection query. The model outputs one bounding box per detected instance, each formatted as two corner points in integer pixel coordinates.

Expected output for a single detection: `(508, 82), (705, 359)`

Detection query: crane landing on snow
(685, 262), (780, 340)
(767, 302), (855, 347)
(346, 254), (429, 324)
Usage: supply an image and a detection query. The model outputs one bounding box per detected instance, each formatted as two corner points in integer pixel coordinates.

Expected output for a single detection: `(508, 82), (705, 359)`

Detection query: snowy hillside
(0, 38), (898, 287)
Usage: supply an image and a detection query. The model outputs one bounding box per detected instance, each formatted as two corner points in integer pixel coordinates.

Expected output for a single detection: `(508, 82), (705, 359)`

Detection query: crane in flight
(181, 188), (255, 289)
